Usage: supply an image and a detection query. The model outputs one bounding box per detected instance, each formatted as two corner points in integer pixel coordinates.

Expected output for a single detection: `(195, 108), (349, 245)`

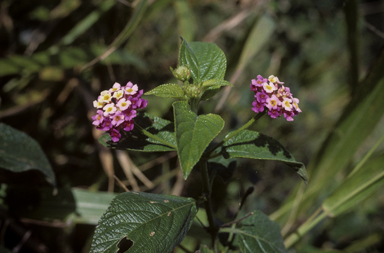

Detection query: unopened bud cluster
(171, 65), (190, 82)
(92, 82), (147, 142)
(250, 75), (301, 121)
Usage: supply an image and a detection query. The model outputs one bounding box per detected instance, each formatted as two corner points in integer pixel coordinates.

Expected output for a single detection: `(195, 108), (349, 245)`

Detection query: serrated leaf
(145, 83), (186, 99)
(220, 210), (286, 253)
(200, 86), (221, 101)
(0, 123), (56, 187)
(98, 114), (176, 152)
(201, 79), (232, 89)
(223, 130), (307, 183)
(90, 192), (197, 253)
(179, 38), (227, 84)
(173, 101), (224, 179)
(179, 39), (199, 82)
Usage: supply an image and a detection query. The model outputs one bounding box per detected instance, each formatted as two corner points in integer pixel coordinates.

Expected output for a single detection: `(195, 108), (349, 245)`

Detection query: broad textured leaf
(0, 123), (56, 187)
(223, 130), (307, 183)
(201, 79), (232, 89)
(145, 83), (186, 99)
(99, 114), (176, 152)
(322, 154), (384, 217)
(179, 39), (227, 84)
(173, 101), (224, 179)
(90, 192), (197, 253)
(221, 210), (287, 253)
(179, 39), (199, 83)
(200, 79), (232, 101)
(200, 86), (221, 101)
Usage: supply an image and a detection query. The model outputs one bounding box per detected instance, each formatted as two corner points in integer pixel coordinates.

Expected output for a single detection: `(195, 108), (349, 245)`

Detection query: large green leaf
(99, 114), (176, 152)
(322, 154), (384, 217)
(0, 123), (56, 187)
(220, 210), (287, 253)
(90, 192), (197, 253)
(179, 39), (227, 84)
(145, 83), (186, 99)
(222, 130), (307, 183)
(173, 101), (224, 179)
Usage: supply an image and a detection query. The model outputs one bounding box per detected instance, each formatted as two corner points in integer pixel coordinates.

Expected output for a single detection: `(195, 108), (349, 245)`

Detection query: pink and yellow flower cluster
(92, 82), (148, 142)
(250, 75), (301, 121)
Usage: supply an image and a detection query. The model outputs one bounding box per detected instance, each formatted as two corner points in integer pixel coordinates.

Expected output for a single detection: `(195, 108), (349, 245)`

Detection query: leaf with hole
(90, 192), (197, 253)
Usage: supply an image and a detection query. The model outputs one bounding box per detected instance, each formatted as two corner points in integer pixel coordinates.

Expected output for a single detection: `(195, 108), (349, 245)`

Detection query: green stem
(284, 211), (328, 248)
(205, 112), (266, 158)
(200, 160), (217, 247)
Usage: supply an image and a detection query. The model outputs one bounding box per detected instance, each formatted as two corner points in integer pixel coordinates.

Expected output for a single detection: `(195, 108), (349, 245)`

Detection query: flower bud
(171, 66), (190, 81)
(185, 85), (200, 98)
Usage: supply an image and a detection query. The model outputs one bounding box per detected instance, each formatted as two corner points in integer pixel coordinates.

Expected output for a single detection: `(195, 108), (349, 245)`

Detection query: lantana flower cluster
(250, 75), (301, 121)
(92, 82), (147, 142)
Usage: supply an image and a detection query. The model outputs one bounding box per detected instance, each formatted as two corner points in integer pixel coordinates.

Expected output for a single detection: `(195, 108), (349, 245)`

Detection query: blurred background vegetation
(0, 0), (384, 252)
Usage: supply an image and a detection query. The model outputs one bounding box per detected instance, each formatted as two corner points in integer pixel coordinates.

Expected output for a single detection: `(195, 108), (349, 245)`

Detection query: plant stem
(284, 211), (327, 248)
(200, 160), (217, 247)
(205, 112), (266, 158)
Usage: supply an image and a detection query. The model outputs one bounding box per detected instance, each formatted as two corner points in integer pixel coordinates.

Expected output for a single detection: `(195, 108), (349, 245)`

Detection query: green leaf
(173, 101), (224, 179)
(0, 123), (56, 187)
(145, 83), (186, 99)
(222, 130), (307, 183)
(200, 79), (232, 101)
(322, 154), (384, 217)
(220, 210), (287, 253)
(201, 79), (233, 89)
(99, 114), (176, 152)
(179, 38), (227, 84)
(90, 192), (197, 253)
(200, 86), (221, 101)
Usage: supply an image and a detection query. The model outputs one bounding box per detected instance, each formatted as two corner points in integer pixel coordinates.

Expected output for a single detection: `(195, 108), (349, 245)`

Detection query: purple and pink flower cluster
(250, 75), (301, 121)
(92, 82), (148, 142)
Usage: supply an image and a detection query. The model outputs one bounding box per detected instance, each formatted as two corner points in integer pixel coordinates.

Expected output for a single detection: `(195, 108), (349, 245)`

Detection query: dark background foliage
(1, 0), (384, 252)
